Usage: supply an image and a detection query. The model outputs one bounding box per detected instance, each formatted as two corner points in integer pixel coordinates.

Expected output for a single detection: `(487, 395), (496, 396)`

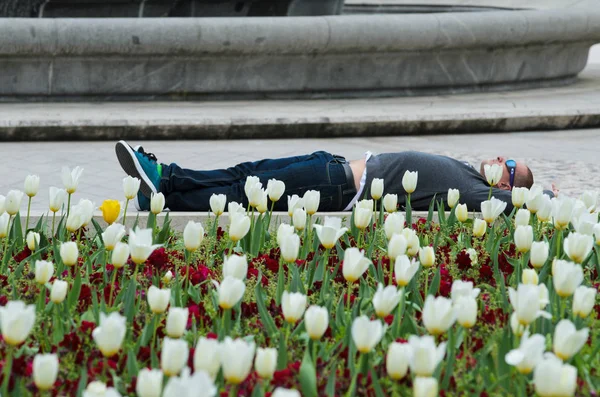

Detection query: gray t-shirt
(363, 151), (514, 213)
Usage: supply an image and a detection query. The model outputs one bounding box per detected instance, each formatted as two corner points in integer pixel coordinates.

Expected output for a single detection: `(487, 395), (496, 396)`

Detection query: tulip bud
(481, 197), (507, 224)
(150, 192), (165, 214)
(454, 296), (478, 328)
(213, 277), (245, 310)
(530, 241), (549, 269)
(222, 254), (248, 280)
(247, 182), (265, 208)
(27, 231), (40, 251)
(255, 347), (277, 379)
(351, 316), (384, 353)
(33, 353), (59, 391)
(244, 176), (260, 198)
(50, 280), (68, 304)
(563, 232), (594, 264)
(99, 200), (121, 225)
(5, 189), (24, 216)
(303, 190), (320, 215)
(210, 194), (227, 216)
(148, 286), (171, 314)
(413, 377), (438, 397)
(534, 354), (577, 397)
(183, 221), (204, 252)
(450, 280), (480, 302)
(83, 381), (121, 397)
(65, 205), (85, 233)
(515, 208), (531, 227)
(267, 179), (285, 202)
(512, 187), (529, 208)
(522, 269), (539, 285)
(536, 195), (553, 223)
(386, 342), (411, 380)
(162, 271), (173, 284)
(229, 213), (251, 242)
(277, 223), (295, 246)
(194, 337), (221, 378)
(304, 305), (328, 340)
(35, 260), (54, 285)
(371, 178), (384, 200)
(466, 248), (478, 265)
(61, 166), (83, 194)
(313, 216), (348, 250)
(402, 171), (418, 194)
(136, 368), (163, 397)
(280, 233), (300, 263)
(272, 389), (301, 397)
(384, 212), (404, 240)
(161, 337), (189, 376)
(92, 312), (126, 357)
(220, 337), (255, 385)
(525, 185), (543, 214)
(382, 194), (398, 213)
(483, 164), (503, 186)
(394, 255), (419, 287)
(292, 207), (306, 231)
(372, 283), (401, 318)
(129, 227), (161, 265)
(0, 213), (10, 238)
(552, 260), (584, 298)
(419, 246), (435, 268)
(387, 234), (407, 259)
(166, 307), (189, 338)
(455, 204), (468, 222)
(354, 207), (373, 230)
(553, 319), (589, 361)
(509, 284), (551, 326)
(403, 228), (420, 257)
(0, 300), (36, 346)
(122, 176), (141, 200)
(24, 174), (40, 198)
(287, 195), (303, 217)
(505, 331), (545, 374)
(111, 242), (130, 268)
(422, 295), (456, 335)
(473, 218), (487, 237)
(514, 225), (533, 253)
(281, 291), (307, 324)
(447, 188), (460, 209)
(342, 247), (372, 283)
(552, 196), (575, 230)
(407, 335), (446, 377)
(102, 223), (126, 251)
(572, 285), (596, 318)
(48, 187), (66, 213)
(78, 199), (95, 227)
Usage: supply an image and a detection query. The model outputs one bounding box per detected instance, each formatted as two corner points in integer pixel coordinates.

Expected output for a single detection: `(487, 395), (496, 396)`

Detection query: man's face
(479, 156), (527, 190)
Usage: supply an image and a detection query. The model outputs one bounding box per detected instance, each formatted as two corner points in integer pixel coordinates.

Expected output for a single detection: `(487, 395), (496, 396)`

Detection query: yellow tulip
(99, 200), (120, 225)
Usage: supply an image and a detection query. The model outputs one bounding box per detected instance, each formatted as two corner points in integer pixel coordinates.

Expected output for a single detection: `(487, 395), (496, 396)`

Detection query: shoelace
(137, 147), (158, 162)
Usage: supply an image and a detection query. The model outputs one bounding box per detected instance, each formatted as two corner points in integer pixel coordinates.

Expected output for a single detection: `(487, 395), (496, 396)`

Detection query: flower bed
(0, 171), (599, 396)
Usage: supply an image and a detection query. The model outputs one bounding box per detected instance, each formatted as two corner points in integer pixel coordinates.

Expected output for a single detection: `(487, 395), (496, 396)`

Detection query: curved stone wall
(0, 7), (599, 99)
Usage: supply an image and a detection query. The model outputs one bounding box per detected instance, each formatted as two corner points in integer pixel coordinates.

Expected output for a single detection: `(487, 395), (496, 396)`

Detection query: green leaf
(428, 267), (441, 296)
(68, 271), (82, 310)
(254, 272), (278, 336)
(91, 219), (105, 246)
(76, 367), (88, 397)
(427, 194), (437, 223)
(299, 348), (318, 397)
(277, 329), (288, 370)
(325, 365), (337, 397)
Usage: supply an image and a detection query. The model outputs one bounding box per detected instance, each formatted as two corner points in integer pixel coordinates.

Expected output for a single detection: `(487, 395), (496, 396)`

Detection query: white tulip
(419, 246), (435, 268)
(150, 192), (166, 214)
(382, 193), (398, 213)
(33, 353), (59, 391)
(281, 291), (307, 324)
(162, 368), (216, 397)
(522, 269), (539, 285)
(60, 241), (79, 266)
(384, 212), (405, 239)
(472, 218), (487, 237)
(510, 312), (525, 337)
(0, 194), (5, 214)
(244, 176), (261, 198)
(5, 189), (24, 216)
(227, 201), (245, 216)
(256, 194), (269, 215)
(148, 286), (171, 314)
(0, 300), (36, 346)
(287, 195), (303, 217)
(304, 305), (329, 340)
(247, 182), (265, 208)
(530, 241), (549, 269)
(536, 194), (553, 222)
(272, 388), (301, 397)
(511, 187), (529, 208)
(50, 280), (68, 304)
(65, 204), (86, 232)
(0, 213), (10, 238)
(35, 260), (54, 285)
(402, 170), (418, 194)
(48, 187), (66, 213)
(446, 188), (460, 209)
(481, 197), (507, 224)
(455, 203), (468, 222)
(280, 233), (300, 263)
(210, 194), (227, 216)
(101, 223), (126, 251)
(78, 199), (95, 227)
(386, 342), (412, 380)
(276, 223), (295, 246)
(166, 307), (188, 338)
(183, 221), (204, 252)
(342, 247), (372, 283)
(387, 233), (407, 259)
(292, 207), (306, 231)
(466, 248), (478, 265)
(593, 223), (600, 245)
(514, 225), (533, 253)
(303, 190), (320, 215)
(136, 368), (163, 397)
(572, 211), (597, 236)
(572, 285), (597, 318)
(408, 335), (446, 377)
(129, 227), (162, 265)
(402, 228), (420, 256)
(422, 295), (456, 335)
(505, 331), (546, 374)
(194, 337), (221, 379)
(354, 206), (373, 230)
(313, 216), (348, 249)
(111, 242), (130, 268)
(372, 283), (401, 318)
(451, 280), (480, 303)
(161, 337), (189, 376)
(534, 354), (577, 397)
(553, 319), (589, 361)
(552, 196), (575, 230)
(483, 163), (503, 186)
(61, 166), (84, 194)
(267, 179), (286, 202)
(255, 347), (277, 379)
(24, 174), (40, 197)
(26, 231), (40, 251)
(508, 284), (551, 326)
(413, 377), (438, 397)
(552, 259), (584, 298)
(351, 316), (384, 353)
(579, 190), (598, 212)
(220, 337), (255, 384)
(394, 255), (419, 287)
(213, 277), (245, 310)
(563, 232), (593, 264)
(122, 175), (141, 200)
(83, 381), (121, 397)
(163, 271), (174, 284)
(92, 312), (126, 357)
(222, 254), (248, 280)
(371, 178), (384, 200)
(515, 208), (531, 227)
(229, 213), (251, 242)
(455, 295), (478, 328)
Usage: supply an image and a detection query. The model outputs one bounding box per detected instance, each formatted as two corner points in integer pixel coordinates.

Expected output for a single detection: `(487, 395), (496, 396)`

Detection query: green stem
(66, 193), (72, 219)
(25, 196), (32, 233)
(487, 186), (492, 201)
(51, 212), (56, 238)
(184, 250), (192, 294)
(346, 283), (353, 310)
(151, 314), (159, 350)
(555, 229), (563, 259)
(228, 384), (238, 397)
(423, 267), (430, 298)
(1, 346), (13, 394)
(123, 199), (129, 229)
(388, 257), (395, 285)
(108, 267), (118, 307)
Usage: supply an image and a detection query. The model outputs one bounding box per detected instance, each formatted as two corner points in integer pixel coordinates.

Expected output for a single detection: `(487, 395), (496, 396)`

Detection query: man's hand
(551, 182), (560, 197)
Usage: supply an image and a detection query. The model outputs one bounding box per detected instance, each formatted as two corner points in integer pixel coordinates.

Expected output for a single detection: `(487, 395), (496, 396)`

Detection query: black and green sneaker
(115, 140), (162, 198)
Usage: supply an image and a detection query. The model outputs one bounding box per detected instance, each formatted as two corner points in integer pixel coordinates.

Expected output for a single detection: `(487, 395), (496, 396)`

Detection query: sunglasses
(505, 159), (517, 189)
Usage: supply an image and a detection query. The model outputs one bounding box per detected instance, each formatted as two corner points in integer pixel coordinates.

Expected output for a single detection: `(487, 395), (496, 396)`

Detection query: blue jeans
(159, 151), (357, 211)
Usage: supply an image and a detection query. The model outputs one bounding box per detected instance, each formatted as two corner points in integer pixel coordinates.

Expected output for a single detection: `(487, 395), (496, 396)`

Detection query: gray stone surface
(0, 7), (598, 99)
(1, 63), (599, 140)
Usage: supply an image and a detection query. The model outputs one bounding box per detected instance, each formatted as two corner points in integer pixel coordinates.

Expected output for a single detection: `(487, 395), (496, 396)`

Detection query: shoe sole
(133, 192), (141, 211)
(115, 140), (158, 198)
